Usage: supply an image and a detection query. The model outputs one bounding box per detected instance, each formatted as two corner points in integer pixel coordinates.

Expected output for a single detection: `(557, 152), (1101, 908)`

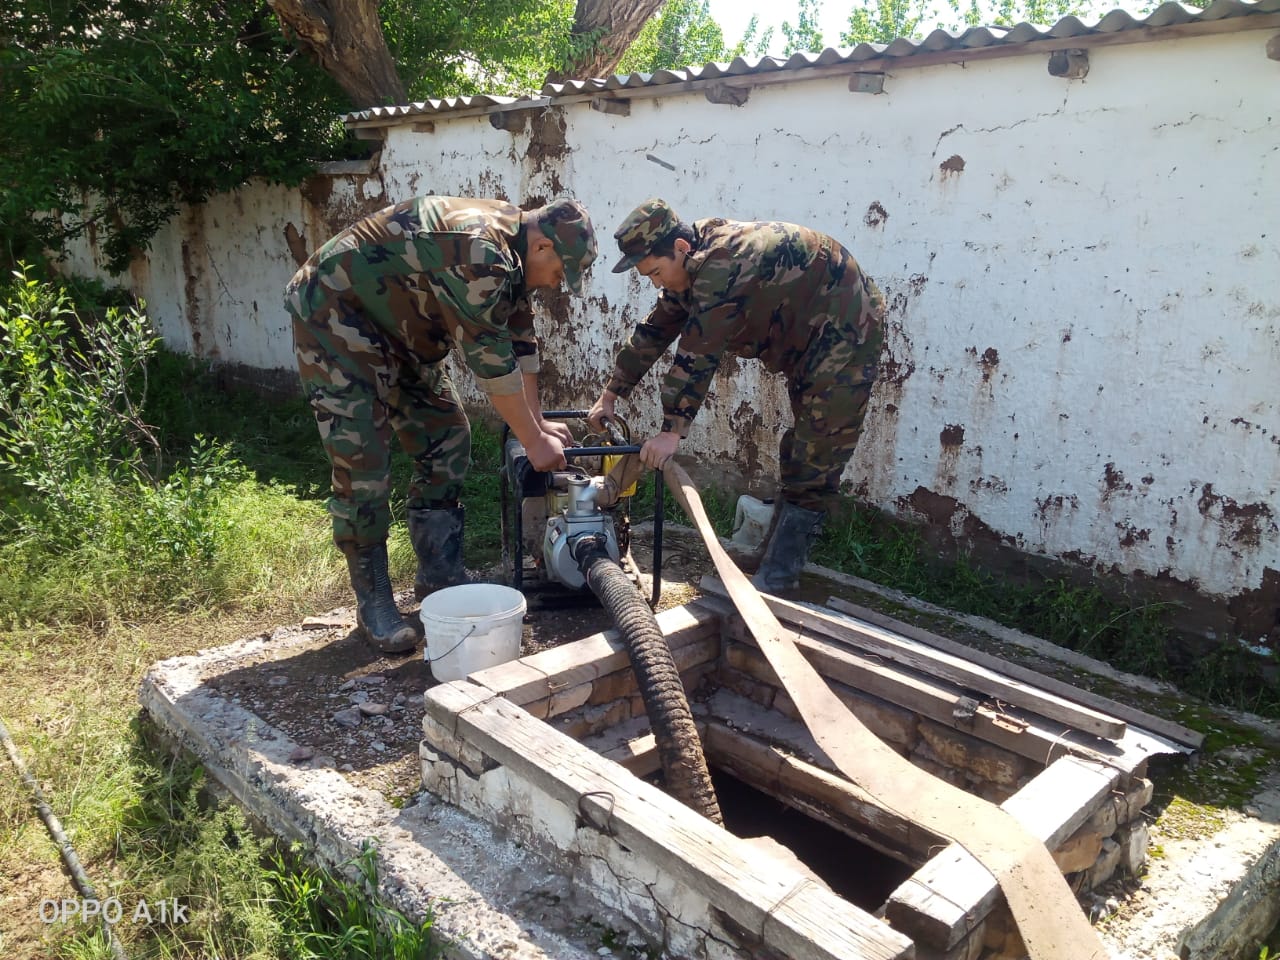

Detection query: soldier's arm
(425, 258), (565, 468)
(656, 248), (749, 436)
(658, 348), (723, 437)
(506, 297), (572, 442)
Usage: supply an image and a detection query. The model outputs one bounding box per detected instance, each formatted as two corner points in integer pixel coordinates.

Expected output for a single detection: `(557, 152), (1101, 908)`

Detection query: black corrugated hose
(0, 715), (128, 959)
(575, 537), (723, 824)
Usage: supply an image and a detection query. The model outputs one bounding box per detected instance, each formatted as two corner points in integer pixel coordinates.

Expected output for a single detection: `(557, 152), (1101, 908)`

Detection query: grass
(0, 272), (446, 959)
(809, 501), (1280, 720)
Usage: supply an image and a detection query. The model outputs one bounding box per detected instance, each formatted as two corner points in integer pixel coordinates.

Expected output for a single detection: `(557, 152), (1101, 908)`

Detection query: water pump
(500, 411), (663, 604)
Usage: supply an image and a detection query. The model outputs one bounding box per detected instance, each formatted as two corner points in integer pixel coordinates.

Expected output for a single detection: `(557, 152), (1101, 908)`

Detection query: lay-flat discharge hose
(575, 537), (723, 825)
(661, 461), (1110, 960)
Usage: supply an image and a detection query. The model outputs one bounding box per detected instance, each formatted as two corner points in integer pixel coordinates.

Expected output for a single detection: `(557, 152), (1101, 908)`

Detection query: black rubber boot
(343, 542), (419, 654)
(407, 505), (471, 601)
(750, 502), (825, 593)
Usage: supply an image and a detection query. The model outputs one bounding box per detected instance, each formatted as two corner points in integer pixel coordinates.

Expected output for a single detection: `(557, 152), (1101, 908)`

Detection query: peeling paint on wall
(1197, 483), (1277, 550)
(58, 30), (1280, 647)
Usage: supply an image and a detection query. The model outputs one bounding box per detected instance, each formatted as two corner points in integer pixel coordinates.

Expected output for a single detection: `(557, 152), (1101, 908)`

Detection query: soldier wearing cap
(286, 196), (597, 652)
(589, 198), (884, 593)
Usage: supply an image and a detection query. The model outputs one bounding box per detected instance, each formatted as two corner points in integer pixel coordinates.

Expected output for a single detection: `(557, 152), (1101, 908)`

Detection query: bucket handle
(426, 623), (476, 667)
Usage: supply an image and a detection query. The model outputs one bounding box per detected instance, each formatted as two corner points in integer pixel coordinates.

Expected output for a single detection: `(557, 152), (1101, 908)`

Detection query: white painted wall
(64, 28), (1280, 611)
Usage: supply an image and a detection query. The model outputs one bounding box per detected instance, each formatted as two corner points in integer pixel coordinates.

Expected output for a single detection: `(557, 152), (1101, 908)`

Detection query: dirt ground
(201, 524), (713, 801)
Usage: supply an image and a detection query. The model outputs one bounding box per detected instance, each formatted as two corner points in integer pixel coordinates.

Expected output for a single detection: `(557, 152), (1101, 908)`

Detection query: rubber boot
(407, 505), (471, 601)
(343, 542), (420, 654)
(750, 501), (825, 593)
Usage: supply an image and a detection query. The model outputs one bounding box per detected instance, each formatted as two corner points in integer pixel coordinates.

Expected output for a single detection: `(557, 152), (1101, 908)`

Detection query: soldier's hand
(526, 433), (567, 472)
(639, 431), (680, 470)
(540, 418), (574, 446)
(586, 391), (617, 432)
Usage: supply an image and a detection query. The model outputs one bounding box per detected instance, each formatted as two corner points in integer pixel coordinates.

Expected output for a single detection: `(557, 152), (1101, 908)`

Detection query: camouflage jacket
(605, 218), (879, 435)
(287, 196), (537, 396)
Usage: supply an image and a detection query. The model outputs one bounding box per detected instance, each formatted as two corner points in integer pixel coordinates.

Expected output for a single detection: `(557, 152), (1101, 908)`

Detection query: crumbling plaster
(62, 29), (1279, 622)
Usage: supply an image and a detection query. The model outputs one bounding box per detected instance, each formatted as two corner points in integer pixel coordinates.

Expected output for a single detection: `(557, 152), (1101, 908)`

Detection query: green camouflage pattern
(611, 198), (679, 273)
(781, 304), (882, 511)
(293, 315), (471, 547)
(537, 197), (598, 294)
(285, 195), (557, 547)
(606, 214), (885, 512)
(286, 196), (542, 395)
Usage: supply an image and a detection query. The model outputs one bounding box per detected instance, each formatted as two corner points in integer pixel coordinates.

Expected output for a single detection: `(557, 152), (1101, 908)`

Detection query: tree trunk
(547, 0), (667, 83)
(269, 0), (406, 109)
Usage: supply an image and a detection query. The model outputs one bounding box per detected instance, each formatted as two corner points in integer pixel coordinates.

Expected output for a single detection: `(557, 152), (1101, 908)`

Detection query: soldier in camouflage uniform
(286, 196), (597, 652)
(588, 198), (884, 592)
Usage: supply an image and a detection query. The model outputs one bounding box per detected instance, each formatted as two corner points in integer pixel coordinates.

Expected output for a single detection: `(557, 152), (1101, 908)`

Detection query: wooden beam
(424, 681), (915, 960)
(721, 618), (1089, 770)
(705, 82), (749, 105)
(885, 755), (1118, 949)
(703, 576), (1127, 740)
(469, 600), (721, 706)
(1047, 48), (1090, 78)
(703, 703), (945, 861)
(824, 595), (1203, 749)
(590, 95), (631, 116)
(489, 110), (525, 132)
(718, 613), (1177, 775)
(848, 72), (885, 94)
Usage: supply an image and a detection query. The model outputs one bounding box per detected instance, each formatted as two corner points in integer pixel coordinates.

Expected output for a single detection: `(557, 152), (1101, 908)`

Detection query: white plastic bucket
(420, 583), (526, 682)
(730, 495), (775, 550)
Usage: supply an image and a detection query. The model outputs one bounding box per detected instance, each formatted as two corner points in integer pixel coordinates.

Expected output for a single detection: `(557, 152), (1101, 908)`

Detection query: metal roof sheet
(344, 0), (1280, 126)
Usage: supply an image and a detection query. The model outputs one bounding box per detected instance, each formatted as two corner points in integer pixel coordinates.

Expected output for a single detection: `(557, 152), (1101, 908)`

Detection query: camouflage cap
(611, 198), (680, 274)
(534, 198), (597, 295)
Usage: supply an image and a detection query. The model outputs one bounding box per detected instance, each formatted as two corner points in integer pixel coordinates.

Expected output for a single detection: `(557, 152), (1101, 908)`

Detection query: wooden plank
(470, 600), (721, 705)
(701, 705), (945, 861)
(666, 464), (1109, 960)
(703, 575), (1126, 740)
(719, 615), (1173, 777)
(825, 594), (1203, 749)
(588, 722), (661, 776)
(429, 681), (915, 960)
(885, 756), (1118, 949)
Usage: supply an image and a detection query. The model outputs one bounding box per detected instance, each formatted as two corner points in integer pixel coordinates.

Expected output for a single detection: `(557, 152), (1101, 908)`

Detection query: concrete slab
(139, 619), (650, 959)
(137, 528), (1280, 960)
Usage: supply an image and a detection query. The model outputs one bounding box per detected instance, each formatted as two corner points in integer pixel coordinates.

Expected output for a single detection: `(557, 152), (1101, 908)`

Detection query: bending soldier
(286, 196), (597, 652)
(589, 198), (883, 592)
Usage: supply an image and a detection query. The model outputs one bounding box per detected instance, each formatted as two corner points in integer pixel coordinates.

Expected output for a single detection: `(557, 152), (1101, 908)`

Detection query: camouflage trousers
(780, 275), (885, 514)
(289, 306), (471, 549)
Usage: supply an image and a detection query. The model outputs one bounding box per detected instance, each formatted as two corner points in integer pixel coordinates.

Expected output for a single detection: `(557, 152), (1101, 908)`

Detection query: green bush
(0, 265), (157, 535)
(0, 268), (264, 623)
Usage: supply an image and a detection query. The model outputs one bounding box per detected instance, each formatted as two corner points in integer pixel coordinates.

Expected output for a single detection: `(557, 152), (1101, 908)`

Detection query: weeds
(0, 272), (434, 958)
(19, 730), (439, 959)
(266, 842), (441, 960)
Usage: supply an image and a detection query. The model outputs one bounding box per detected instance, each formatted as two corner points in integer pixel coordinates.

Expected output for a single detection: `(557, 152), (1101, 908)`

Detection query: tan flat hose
(663, 462), (1111, 960)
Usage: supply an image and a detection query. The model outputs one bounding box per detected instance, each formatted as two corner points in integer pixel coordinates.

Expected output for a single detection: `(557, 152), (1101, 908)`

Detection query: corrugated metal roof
(344, 0), (1280, 126)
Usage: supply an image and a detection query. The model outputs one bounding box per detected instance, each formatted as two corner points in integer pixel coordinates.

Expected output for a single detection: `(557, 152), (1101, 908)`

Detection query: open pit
(138, 529), (1280, 960)
(420, 584), (1187, 960)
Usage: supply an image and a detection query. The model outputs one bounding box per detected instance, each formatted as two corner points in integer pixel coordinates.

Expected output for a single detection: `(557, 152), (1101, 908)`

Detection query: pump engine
(499, 412), (661, 603)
